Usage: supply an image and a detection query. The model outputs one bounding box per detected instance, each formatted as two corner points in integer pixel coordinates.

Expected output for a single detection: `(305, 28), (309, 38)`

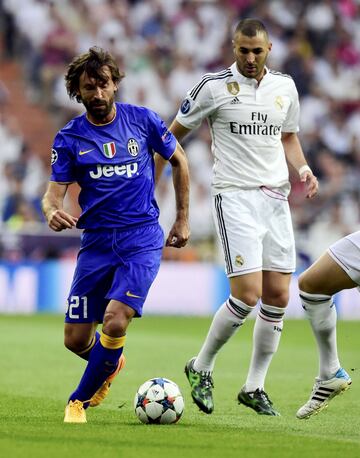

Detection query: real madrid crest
(275, 96), (284, 110)
(235, 254), (244, 267)
(227, 82), (240, 96)
(127, 138), (139, 157)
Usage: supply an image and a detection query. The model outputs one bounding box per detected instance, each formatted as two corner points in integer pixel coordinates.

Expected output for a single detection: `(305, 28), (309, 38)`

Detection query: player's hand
(47, 209), (78, 232)
(301, 170), (318, 199)
(165, 219), (190, 248)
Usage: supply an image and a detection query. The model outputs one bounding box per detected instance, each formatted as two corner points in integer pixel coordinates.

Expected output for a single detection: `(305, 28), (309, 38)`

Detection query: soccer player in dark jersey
(42, 47), (190, 423)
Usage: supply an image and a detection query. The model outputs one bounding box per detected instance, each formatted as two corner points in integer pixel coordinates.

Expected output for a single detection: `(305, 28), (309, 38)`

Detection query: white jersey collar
(230, 62), (269, 85)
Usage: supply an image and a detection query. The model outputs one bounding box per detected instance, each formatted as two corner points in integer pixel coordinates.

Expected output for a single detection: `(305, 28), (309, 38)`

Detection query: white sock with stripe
(194, 296), (254, 373)
(245, 303), (284, 392)
(299, 290), (340, 380)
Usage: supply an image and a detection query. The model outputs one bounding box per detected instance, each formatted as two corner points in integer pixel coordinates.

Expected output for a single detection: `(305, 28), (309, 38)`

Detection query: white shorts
(328, 230), (360, 285)
(212, 187), (296, 277)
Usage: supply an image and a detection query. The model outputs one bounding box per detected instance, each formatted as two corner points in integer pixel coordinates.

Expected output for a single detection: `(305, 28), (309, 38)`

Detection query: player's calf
(90, 354), (126, 407)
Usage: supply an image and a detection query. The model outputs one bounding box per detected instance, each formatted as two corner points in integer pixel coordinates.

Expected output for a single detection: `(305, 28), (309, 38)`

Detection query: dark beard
(83, 100), (113, 122)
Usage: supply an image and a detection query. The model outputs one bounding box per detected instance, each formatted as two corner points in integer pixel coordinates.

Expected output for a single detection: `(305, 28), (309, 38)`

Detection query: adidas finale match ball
(134, 377), (184, 424)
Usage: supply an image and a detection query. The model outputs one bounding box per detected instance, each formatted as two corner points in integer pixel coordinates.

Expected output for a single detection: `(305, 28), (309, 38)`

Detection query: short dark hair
(65, 47), (125, 102)
(234, 19), (268, 39)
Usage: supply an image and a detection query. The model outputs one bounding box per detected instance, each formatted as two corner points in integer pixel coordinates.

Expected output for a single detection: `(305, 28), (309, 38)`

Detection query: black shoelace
(254, 389), (273, 406)
(199, 371), (214, 389)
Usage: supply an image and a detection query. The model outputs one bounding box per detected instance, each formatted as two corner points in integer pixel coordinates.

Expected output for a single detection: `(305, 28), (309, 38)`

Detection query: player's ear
(232, 39), (237, 56)
(75, 90), (82, 103)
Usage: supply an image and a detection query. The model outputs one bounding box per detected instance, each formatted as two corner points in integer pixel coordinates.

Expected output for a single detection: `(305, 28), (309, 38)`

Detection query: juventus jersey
(176, 63), (300, 195)
(50, 102), (176, 229)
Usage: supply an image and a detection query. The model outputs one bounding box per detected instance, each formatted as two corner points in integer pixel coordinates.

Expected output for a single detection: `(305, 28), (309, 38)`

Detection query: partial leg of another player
(63, 322), (98, 423)
(185, 272), (261, 414)
(64, 300), (133, 423)
(237, 270), (290, 416)
(186, 270), (288, 416)
(296, 252), (353, 419)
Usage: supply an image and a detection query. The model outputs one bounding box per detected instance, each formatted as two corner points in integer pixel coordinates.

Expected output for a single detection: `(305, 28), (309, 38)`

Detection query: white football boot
(296, 368), (352, 419)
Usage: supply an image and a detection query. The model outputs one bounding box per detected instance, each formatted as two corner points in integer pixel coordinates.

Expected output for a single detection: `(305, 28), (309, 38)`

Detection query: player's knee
(102, 309), (131, 336)
(234, 292), (260, 307)
(298, 272), (312, 293)
(262, 289), (289, 307)
(275, 291), (289, 307)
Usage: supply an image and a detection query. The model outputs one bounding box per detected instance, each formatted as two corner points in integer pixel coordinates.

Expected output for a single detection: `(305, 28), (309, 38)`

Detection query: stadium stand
(0, 0), (359, 265)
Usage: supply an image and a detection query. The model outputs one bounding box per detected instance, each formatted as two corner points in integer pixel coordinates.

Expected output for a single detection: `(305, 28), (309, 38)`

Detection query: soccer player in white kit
(296, 233), (356, 419)
(156, 18), (318, 416)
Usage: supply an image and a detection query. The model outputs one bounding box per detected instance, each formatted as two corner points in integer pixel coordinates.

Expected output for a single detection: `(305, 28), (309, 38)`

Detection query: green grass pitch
(0, 314), (359, 458)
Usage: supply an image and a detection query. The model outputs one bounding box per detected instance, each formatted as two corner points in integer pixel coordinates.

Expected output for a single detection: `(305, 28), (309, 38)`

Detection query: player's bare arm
(166, 141), (190, 248)
(154, 154), (167, 185)
(169, 119), (192, 141)
(154, 120), (191, 184)
(42, 181), (78, 231)
(282, 131), (318, 198)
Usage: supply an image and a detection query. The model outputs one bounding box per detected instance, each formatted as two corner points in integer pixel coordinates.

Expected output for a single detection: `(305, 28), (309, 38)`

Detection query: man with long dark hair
(42, 47), (190, 423)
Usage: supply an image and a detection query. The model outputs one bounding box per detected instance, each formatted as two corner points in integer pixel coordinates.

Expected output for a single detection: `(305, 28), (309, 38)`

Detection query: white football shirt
(176, 63), (300, 195)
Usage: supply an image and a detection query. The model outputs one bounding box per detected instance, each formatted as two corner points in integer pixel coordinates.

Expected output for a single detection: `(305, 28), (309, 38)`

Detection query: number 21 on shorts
(67, 295), (88, 319)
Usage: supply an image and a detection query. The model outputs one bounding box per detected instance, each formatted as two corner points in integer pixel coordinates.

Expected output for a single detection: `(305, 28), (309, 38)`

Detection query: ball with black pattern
(134, 377), (184, 424)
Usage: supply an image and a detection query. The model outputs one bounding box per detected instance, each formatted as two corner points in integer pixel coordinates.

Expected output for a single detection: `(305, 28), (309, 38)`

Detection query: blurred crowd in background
(0, 0), (360, 267)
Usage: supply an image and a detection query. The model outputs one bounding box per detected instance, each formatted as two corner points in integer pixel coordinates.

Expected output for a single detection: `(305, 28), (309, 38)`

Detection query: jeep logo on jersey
(227, 82), (240, 95)
(180, 98), (191, 114)
(103, 142), (116, 158)
(127, 138), (139, 157)
(89, 162), (138, 179)
(51, 148), (58, 165)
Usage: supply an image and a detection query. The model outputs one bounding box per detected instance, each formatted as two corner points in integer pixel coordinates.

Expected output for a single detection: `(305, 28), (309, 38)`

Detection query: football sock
(245, 303), (284, 392)
(194, 296), (254, 372)
(69, 332), (125, 406)
(299, 290), (340, 380)
(75, 331), (100, 361)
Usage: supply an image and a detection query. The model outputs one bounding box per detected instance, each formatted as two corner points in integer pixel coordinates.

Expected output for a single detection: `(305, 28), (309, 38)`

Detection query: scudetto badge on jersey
(180, 98), (191, 114)
(51, 148), (58, 165)
(127, 138), (139, 157)
(103, 142), (116, 158)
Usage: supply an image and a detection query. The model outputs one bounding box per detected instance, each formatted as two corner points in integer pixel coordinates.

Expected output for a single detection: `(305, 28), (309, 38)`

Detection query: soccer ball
(134, 377), (184, 424)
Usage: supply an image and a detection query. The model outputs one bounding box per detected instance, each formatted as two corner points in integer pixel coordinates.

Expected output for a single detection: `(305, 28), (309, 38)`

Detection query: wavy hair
(65, 47), (125, 102)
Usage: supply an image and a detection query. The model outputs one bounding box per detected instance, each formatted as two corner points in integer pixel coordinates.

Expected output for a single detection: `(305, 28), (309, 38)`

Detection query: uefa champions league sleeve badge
(51, 148), (58, 165)
(180, 99), (191, 114)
